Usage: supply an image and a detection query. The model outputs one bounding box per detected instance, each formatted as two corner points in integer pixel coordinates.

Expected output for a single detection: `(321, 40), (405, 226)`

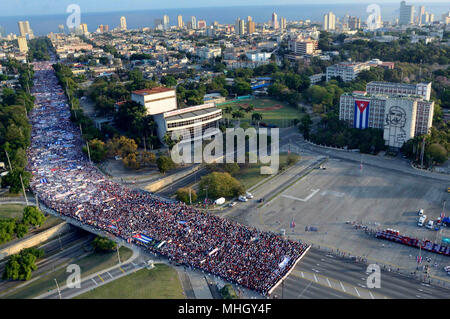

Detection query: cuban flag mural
(353, 100), (370, 129)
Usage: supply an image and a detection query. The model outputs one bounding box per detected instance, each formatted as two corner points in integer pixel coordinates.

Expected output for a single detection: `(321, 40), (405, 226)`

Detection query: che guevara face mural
(385, 106), (407, 148)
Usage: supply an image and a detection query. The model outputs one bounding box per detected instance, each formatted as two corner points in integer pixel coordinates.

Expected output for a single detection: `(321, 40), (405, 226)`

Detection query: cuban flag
(40, 178), (48, 184)
(354, 100), (370, 129)
(416, 256), (422, 264)
(132, 233), (151, 244)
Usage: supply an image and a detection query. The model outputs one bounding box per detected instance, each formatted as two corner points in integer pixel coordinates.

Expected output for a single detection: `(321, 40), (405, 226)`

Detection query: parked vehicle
(418, 215), (427, 227)
(418, 209), (424, 216)
(246, 192), (254, 199)
(238, 195), (248, 202)
(214, 197), (225, 205)
(426, 220), (434, 229)
(227, 201), (237, 207)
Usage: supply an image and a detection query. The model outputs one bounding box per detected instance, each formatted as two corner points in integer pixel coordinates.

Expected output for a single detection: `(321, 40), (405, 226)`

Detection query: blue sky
(1, 1), (448, 17)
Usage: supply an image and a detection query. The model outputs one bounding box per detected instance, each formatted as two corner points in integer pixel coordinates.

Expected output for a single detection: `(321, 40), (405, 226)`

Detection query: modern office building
(130, 87), (222, 142)
(177, 15), (183, 28)
(120, 16), (127, 30)
(348, 16), (361, 30)
(247, 20), (256, 34)
(18, 21), (33, 39)
(280, 17), (287, 30)
(17, 36), (28, 53)
(191, 16), (197, 30)
(399, 1), (414, 25)
(288, 38), (318, 55)
(272, 12), (279, 29)
(323, 12), (336, 31)
(163, 15), (170, 30)
(339, 90), (434, 148)
(366, 81), (431, 101)
(154, 103), (223, 142)
(326, 62), (370, 82)
(197, 20), (207, 29)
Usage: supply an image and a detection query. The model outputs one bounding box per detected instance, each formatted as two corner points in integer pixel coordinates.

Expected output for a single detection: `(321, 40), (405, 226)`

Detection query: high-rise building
(418, 6), (425, 25)
(58, 24), (65, 34)
(80, 24), (88, 34)
(120, 16), (127, 30)
(339, 91), (434, 148)
(399, 1), (414, 25)
(288, 38), (318, 55)
(348, 16), (361, 30)
(280, 17), (287, 30)
(163, 15), (170, 30)
(198, 20), (207, 29)
(247, 20), (256, 34)
(17, 36), (28, 53)
(247, 16), (252, 22)
(98, 24), (104, 33)
(104, 25), (109, 32)
(177, 15), (183, 28)
(272, 12), (279, 29)
(191, 16), (197, 30)
(18, 21), (33, 38)
(323, 12), (336, 31)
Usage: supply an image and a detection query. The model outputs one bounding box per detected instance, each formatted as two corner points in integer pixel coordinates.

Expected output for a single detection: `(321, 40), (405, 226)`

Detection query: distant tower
(323, 12), (336, 31)
(18, 36), (28, 53)
(191, 16), (197, 30)
(177, 15), (183, 28)
(120, 16), (127, 30)
(163, 15), (170, 30)
(280, 17), (287, 30)
(58, 24), (65, 34)
(18, 21), (34, 39)
(272, 12), (279, 29)
(399, 1), (414, 25)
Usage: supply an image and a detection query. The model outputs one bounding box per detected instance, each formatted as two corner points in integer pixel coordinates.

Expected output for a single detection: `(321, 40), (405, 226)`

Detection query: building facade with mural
(339, 91), (434, 149)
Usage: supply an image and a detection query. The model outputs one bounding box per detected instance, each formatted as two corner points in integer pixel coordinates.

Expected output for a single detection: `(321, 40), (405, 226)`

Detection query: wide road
(272, 248), (450, 299)
(0, 230), (93, 297)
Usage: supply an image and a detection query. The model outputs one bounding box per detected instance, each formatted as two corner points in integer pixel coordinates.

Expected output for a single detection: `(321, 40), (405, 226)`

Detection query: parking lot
(245, 158), (450, 279)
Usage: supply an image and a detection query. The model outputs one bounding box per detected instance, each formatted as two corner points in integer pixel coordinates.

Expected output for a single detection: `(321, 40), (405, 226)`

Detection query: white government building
(131, 87), (222, 143)
(339, 81), (434, 149)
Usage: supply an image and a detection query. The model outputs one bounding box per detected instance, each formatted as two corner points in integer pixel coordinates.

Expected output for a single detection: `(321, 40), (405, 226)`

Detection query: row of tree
(0, 206), (46, 245)
(0, 59), (35, 193)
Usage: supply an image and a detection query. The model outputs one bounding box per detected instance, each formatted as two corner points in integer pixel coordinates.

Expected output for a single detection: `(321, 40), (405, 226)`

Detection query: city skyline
(1, 1), (449, 17)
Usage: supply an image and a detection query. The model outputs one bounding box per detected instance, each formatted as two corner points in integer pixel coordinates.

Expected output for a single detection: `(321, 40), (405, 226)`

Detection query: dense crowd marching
(26, 61), (309, 295)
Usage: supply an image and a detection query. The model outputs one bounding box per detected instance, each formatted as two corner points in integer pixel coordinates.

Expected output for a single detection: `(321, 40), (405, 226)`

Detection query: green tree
(199, 172), (245, 199)
(14, 223), (28, 238)
(157, 155), (176, 174)
(1, 169), (31, 194)
(92, 236), (117, 252)
(176, 187), (197, 204)
(427, 143), (447, 164)
(22, 206), (45, 227)
(299, 114), (313, 140)
(83, 139), (107, 163)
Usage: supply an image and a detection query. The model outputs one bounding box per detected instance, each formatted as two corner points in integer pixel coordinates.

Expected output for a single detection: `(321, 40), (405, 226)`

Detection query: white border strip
(268, 245), (311, 295)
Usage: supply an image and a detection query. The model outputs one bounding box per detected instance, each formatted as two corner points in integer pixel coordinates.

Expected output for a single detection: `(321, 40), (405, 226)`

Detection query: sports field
(219, 98), (301, 128)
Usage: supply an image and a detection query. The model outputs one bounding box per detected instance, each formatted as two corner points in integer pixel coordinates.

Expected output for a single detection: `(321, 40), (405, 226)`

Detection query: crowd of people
(27, 61), (309, 295)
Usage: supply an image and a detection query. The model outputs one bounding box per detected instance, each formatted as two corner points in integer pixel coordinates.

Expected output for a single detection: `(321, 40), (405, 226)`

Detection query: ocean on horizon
(0, 3), (449, 36)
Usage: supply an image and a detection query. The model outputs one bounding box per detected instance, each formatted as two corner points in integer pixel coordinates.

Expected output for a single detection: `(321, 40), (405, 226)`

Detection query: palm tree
(251, 112), (263, 127)
(224, 106), (233, 114)
(244, 104), (254, 113)
(232, 110), (245, 126)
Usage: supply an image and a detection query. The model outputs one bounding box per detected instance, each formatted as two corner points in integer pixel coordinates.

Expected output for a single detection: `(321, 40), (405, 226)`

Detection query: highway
(272, 248), (450, 299)
(0, 229), (93, 297)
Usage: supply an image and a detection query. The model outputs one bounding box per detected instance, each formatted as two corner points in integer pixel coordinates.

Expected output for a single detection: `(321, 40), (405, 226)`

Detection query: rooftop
(132, 87), (175, 96)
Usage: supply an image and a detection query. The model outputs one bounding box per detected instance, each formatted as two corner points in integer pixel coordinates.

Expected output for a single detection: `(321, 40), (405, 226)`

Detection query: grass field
(236, 152), (299, 189)
(219, 98), (302, 128)
(3, 246), (133, 299)
(0, 204), (26, 220)
(75, 264), (184, 299)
